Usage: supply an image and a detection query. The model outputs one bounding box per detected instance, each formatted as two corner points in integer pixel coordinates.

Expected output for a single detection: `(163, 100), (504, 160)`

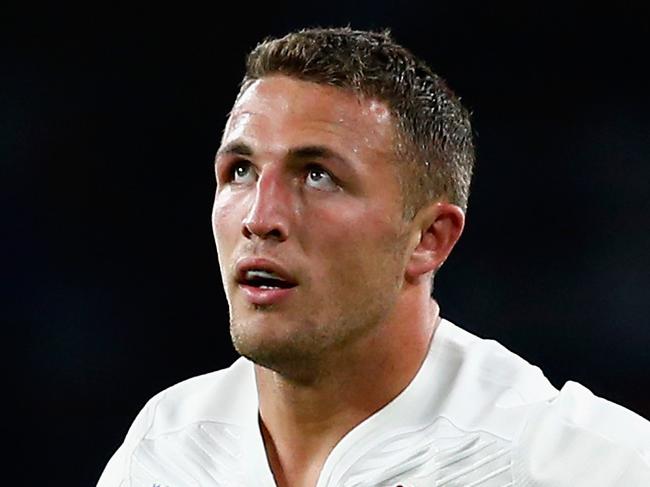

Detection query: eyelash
(224, 161), (338, 187)
(231, 161), (252, 179)
(219, 160), (252, 184)
(305, 164), (333, 181)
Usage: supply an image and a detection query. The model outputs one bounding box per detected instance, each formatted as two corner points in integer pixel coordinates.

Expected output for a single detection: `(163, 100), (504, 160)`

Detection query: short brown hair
(239, 27), (475, 219)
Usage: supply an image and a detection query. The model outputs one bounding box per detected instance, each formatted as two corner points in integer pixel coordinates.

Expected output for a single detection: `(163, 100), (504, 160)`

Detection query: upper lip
(235, 257), (298, 286)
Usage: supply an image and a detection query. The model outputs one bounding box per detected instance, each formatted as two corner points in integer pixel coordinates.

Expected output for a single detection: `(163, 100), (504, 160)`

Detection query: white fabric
(97, 318), (650, 486)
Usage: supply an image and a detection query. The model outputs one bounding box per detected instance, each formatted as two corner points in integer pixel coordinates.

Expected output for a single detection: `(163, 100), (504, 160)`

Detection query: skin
(212, 75), (465, 487)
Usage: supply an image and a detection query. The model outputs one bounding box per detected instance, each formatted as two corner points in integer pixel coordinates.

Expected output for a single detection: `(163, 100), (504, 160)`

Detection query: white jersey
(98, 319), (650, 486)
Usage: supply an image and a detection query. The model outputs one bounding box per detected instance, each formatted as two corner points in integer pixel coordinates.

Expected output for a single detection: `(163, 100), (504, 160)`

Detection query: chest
(128, 418), (515, 487)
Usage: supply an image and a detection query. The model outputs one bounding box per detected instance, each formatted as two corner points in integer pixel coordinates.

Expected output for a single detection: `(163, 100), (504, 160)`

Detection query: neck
(255, 291), (440, 487)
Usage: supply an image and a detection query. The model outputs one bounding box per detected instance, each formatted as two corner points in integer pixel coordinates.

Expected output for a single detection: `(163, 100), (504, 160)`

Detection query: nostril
(266, 228), (285, 239)
(242, 219), (287, 241)
(242, 220), (253, 238)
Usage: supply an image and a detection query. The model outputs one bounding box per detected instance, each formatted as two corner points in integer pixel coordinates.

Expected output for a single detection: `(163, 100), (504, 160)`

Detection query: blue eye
(306, 166), (338, 191)
(231, 162), (256, 184)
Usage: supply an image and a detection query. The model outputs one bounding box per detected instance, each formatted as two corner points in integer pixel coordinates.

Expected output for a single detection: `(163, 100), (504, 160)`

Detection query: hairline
(236, 73), (435, 221)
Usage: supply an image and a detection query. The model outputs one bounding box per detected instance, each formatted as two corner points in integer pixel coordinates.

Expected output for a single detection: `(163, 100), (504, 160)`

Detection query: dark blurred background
(2, 2), (649, 485)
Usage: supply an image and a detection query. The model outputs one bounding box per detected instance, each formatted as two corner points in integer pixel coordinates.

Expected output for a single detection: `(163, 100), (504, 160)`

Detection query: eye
(305, 165), (338, 191)
(230, 161), (256, 185)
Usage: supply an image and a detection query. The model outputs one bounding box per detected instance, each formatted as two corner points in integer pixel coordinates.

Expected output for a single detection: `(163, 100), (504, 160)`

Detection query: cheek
(308, 204), (404, 286)
(212, 192), (244, 254)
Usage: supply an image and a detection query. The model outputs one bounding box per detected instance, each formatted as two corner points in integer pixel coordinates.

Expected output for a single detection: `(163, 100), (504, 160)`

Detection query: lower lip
(238, 284), (296, 306)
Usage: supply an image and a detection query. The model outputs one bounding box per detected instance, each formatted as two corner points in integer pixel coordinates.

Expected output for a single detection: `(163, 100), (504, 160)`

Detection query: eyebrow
(216, 141), (253, 158)
(287, 145), (346, 164)
(216, 142), (348, 166)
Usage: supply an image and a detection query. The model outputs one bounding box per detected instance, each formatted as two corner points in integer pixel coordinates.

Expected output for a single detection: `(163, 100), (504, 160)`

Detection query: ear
(405, 202), (465, 284)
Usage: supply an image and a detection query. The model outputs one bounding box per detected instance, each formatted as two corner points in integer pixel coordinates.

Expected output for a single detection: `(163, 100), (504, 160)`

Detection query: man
(98, 27), (650, 486)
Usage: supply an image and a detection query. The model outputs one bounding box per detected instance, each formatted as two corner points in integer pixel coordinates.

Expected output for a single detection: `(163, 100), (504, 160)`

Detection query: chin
(232, 337), (318, 381)
(229, 315), (326, 375)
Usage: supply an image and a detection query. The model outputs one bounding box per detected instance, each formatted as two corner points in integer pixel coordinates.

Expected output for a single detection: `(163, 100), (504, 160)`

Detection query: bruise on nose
(242, 167), (292, 240)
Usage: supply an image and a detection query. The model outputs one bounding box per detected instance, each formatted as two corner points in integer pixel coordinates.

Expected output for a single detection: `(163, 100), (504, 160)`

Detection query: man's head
(240, 27), (475, 220)
(212, 28), (473, 379)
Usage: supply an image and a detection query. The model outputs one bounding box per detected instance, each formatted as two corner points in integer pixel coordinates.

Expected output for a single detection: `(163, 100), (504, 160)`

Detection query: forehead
(222, 75), (395, 157)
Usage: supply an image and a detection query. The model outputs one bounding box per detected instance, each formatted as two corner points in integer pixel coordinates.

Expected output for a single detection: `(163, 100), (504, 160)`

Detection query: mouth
(235, 258), (298, 305)
(238, 269), (296, 289)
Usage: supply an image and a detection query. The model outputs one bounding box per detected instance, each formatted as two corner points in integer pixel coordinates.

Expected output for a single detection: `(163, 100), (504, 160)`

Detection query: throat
(259, 413), (332, 487)
(255, 365), (379, 487)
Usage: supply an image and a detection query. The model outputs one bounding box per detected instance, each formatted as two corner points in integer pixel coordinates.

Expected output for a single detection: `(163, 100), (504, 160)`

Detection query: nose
(241, 168), (290, 242)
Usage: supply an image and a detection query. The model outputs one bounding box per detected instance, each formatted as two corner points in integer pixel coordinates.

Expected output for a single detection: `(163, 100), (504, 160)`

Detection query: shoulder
(433, 319), (558, 410)
(513, 381), (650, 486)
(433, 319), (650, 485)
(96, 357), (256, 486)
(146, 356), (257, 434)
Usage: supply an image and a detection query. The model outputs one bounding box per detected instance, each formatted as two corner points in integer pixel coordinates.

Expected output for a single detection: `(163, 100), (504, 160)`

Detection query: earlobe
(405, 202), (465, 283)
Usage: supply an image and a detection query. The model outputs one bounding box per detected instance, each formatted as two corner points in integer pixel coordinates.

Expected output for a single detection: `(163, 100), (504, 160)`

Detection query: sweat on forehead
(223, 76), (396, 156)
(231, 76), (392, 122)
(233, 27), (474, 218)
